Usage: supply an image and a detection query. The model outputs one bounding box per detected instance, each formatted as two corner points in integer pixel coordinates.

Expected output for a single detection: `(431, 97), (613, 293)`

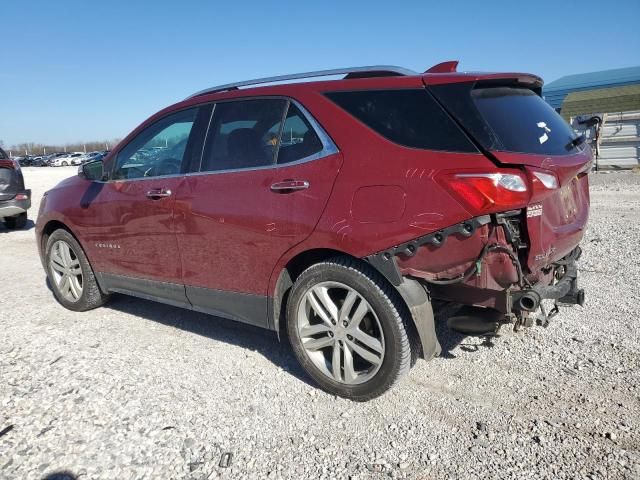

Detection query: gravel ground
(1, 167), (638, 479)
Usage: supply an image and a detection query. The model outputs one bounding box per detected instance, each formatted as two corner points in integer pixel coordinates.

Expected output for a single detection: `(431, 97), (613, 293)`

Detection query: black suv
(0, 148), (31, 229)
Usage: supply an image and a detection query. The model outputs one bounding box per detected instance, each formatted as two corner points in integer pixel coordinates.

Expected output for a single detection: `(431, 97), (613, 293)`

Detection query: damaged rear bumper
(511, 247), (584, 312)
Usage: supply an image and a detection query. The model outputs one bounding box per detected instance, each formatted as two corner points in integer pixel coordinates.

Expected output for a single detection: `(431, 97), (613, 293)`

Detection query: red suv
(36, 62), (590, 400)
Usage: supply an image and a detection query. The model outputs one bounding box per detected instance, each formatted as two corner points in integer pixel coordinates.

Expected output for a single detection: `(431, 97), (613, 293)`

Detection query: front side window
(113, 108), (198, 180)
(200, 99), (287, 172)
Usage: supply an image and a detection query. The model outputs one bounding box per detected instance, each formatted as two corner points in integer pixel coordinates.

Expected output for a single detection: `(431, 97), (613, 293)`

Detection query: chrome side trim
(186, 65), (418, 99)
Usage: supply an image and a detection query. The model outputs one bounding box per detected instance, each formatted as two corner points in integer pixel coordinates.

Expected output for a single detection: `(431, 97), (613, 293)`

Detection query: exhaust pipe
(517, 291), (541, 312)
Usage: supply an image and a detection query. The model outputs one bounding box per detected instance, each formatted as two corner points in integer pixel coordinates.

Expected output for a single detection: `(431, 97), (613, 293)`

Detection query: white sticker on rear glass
(537, 121), (551, 144)
(527, 203), (543, 218)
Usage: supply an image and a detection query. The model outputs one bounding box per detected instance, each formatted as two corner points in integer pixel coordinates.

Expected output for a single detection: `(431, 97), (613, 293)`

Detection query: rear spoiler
(422, 62), (543, 92)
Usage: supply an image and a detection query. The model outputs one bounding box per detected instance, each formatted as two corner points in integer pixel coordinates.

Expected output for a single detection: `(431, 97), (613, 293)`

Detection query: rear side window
(325, 89), (477, 152)
(277, 103), (324, 164)
(201, 99), (287, 172)
(471, 87), (578, 155)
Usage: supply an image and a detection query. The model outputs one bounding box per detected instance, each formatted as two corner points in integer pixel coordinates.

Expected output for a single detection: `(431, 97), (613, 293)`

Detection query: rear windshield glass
(325, 89), (477, 153)
(471, 87), (578, 155)
(0, 149), (6, 159)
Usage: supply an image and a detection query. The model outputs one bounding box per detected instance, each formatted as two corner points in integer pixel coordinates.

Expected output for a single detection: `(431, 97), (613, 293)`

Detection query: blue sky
(1, 0), (639, 146)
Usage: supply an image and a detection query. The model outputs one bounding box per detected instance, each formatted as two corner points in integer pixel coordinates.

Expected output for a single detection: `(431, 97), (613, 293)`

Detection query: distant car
(17, 156), (34, 167)
(0, 148), (31, 229)
(86, 151), (108, 163)
(51, 152), (84, 167)
(77, 151), (104, 164)
(31, 157), (48, 167)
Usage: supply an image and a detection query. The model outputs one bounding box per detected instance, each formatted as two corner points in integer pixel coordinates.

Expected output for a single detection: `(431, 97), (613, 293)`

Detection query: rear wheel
(287, 257), (412, 401)
(4, 212), (27, 230)
(45, 229), (109, 311)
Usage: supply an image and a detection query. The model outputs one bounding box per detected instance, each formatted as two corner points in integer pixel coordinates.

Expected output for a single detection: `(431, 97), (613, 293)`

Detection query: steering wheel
(144, 158), (181, 177)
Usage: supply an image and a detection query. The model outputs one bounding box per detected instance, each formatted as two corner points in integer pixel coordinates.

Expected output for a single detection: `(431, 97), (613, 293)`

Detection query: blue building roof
(542, 66), (640, 110)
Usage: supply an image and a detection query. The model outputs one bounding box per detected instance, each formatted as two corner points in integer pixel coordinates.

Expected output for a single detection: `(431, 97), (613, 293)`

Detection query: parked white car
(51, 152), (84, 167)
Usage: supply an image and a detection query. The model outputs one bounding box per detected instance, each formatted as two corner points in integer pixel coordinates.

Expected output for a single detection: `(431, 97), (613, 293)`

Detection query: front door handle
(146, 188), (172, 200)
(270, 180), (310, 193)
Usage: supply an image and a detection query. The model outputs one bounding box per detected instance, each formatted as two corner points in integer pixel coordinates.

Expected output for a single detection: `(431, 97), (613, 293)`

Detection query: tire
(4, 212), (27, 230)
(45, 228), (109, 311)
(286, 257), (412, 401)
(61, 161), (68, 166)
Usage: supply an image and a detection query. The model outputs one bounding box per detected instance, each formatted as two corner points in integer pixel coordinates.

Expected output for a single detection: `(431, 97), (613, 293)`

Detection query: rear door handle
(146, 188), (172, 199)
(270, 180), (310, 192)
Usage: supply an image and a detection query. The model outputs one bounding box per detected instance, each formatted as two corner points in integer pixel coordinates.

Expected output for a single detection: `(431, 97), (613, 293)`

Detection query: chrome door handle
(146, 188), (172, 199)
(270, 180), (310, 192)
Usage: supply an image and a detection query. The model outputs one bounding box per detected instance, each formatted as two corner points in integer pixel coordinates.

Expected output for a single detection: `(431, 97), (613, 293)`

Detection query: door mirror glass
(79, 160), (104, 181)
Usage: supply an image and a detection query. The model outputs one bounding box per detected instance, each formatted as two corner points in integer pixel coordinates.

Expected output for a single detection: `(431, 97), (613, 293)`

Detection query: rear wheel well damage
(270, 248), (440, 361)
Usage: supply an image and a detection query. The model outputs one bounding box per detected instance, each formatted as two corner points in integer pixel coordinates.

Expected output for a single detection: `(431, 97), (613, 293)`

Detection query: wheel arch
(39, 220), (94, 271)
(270, 248), (354, 334)
(269, 248), (441, 361)
(41, 219), (75, 251)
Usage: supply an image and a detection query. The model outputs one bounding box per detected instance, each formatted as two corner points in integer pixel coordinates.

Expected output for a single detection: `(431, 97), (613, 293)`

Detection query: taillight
(437, 171), (530, 215)
(530, 169), (559, 202)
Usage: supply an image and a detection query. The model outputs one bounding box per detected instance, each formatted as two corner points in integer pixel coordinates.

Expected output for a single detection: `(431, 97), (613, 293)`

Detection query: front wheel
(45, 229), (109, 311)
(286, 257), (412, 401)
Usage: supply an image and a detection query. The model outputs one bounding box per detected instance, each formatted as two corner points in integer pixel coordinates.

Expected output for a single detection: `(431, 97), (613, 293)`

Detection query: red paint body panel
(38, 176), (184, 283)
(174, 153), (342, 296)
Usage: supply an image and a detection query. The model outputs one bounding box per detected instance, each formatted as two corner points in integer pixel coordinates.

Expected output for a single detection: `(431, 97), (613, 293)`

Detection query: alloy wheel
(297, 281), (385, 385)
(49, 240), (84, 302)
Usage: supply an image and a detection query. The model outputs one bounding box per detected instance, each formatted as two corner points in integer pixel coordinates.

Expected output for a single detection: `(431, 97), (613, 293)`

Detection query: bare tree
(6, 139), (121, 156)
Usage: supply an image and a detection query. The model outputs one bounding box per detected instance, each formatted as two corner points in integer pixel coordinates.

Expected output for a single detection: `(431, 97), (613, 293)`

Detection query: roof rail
(186, 65), (418, 99)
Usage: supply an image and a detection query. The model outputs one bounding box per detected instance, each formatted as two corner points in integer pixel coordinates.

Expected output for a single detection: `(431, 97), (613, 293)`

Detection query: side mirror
(79, 159), (104, 181)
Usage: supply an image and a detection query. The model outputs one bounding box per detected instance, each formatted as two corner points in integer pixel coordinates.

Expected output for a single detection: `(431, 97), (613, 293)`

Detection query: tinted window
(0, 149), (6, 159)
(325, 89), (476, 152)
(277, 103), (323, 164)
(471, 87), (579, 155)
(201, 99), (287, 172)
(113, 108), (198, 180)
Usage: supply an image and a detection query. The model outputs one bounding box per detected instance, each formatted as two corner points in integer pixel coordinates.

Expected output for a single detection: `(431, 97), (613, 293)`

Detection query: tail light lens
(530, 169), (560, 202)
(531, 171), (558, 189)
(0, 159), (16, 170)
(437, 171), (530, 215)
